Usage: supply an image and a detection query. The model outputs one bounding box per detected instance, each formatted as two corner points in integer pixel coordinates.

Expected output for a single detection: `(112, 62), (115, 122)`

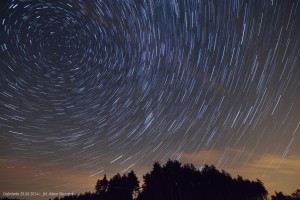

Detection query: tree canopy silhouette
(137, 160), (268, 200)
(57, 159), (270, 200)
(271, 189), (300, 200)
(94, 171), (139, 200)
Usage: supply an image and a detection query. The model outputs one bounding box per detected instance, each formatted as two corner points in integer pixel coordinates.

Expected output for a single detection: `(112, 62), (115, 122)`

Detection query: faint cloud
(175, 149), (300, 195)
(248, 154), (300, 172)
(228, 153), (300, 195)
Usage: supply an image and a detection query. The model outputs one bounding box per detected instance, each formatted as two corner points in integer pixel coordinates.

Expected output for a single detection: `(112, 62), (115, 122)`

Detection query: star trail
(0, 0), (300, 197)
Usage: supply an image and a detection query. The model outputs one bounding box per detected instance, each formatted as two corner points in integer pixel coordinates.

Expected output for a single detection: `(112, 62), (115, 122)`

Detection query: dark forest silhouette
(58, 160), (269, 200)
(271, 189), (300, 200)
(1, 160), (299, 200)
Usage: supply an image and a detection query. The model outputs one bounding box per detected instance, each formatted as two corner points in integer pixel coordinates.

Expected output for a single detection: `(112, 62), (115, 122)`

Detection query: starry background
(0, 0), (300, 198)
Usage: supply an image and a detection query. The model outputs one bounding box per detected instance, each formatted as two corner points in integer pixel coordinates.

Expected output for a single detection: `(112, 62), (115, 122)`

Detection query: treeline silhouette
(59, 160), (269, 200)
(271, 189), (300, 200)
(2, 160), (299, 200)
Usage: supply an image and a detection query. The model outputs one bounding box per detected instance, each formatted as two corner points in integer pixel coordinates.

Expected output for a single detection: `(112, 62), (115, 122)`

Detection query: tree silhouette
(137, 160), (268, 200)
(291, 189), (300, 200)
(93, 171), (139, 200)
(138, 161), (164, 200)
(95, 174), (108, 195)
(127, 170), (140, 199)
(271, 189), (300, 200)
(56, 159), (270, 200)
(272, 191), (291, 200)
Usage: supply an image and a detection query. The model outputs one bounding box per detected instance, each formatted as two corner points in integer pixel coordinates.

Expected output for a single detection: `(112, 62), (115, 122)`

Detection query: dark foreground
(1, 160), (299, 200)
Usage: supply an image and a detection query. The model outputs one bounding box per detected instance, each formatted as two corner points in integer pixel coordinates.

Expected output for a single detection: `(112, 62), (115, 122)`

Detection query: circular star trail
(0, 0), (300, 194)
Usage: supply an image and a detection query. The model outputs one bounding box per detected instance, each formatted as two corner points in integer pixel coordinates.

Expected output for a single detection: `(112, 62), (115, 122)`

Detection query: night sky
(0, 0), (300, 198)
